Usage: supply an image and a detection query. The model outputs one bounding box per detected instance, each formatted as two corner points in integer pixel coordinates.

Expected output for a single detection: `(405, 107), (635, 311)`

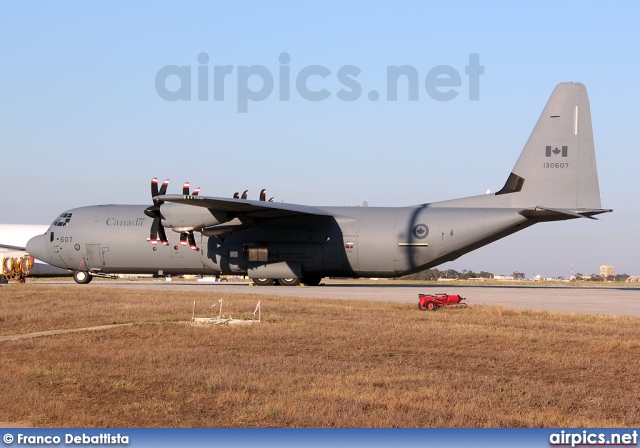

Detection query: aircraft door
(341, 219), (359, 271)
(85, 244), (104, 270)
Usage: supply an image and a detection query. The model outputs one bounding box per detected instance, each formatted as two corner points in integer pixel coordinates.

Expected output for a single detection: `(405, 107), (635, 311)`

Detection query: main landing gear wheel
(73, 270), (93, 284)
(277, 278), (301, 286)
(252, 278), (275, 286)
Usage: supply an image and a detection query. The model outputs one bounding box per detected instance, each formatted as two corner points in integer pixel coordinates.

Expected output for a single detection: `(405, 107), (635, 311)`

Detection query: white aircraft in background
(0, 224), (71, 283)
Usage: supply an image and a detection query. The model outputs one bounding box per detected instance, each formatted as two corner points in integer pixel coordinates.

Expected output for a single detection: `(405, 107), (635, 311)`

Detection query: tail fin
(496, 82), (602, 210)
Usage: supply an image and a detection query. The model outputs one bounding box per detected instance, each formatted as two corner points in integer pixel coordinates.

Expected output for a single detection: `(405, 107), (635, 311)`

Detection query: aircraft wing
(157, 194), (335, 219)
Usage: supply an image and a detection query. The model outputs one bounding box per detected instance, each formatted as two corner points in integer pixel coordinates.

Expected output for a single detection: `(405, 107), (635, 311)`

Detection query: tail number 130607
(543, 162), (569, 168)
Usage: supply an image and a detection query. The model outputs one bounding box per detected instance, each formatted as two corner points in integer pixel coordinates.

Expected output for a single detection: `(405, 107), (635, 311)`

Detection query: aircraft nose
(26, 234), (48, 261)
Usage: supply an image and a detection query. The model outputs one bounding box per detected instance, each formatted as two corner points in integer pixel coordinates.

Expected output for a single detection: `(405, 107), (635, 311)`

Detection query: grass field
(1, 285), (639, 427)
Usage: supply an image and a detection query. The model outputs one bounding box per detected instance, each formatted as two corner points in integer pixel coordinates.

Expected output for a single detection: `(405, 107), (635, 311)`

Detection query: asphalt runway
(29, 280), (640, 318)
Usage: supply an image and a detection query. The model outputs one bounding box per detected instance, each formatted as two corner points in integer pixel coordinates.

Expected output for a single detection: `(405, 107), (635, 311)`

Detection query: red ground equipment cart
(418, 293), (468, 311)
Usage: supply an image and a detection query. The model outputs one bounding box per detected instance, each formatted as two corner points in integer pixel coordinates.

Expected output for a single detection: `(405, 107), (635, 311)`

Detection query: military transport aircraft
(26, 82), (611, 285)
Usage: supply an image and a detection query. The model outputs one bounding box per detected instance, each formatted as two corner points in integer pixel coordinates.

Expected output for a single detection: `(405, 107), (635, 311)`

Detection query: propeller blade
(180, 233), (188, 246)
(233, 192), (239, 199)
(158, 226), (169, 246)
(144, 205), (159, 219)
(182, 182), (190, 196)
(192, 187), (200, 196)
(150, 217), (159, 245)
(241, 190), (249, 199)
(188, 232), (198, 250)
(151, 178), (159, 198)
(260, 189), (266, 201)
(158, 179), (170, 196)
(148, 178), (170, 246)
(268, 197), (274, 202)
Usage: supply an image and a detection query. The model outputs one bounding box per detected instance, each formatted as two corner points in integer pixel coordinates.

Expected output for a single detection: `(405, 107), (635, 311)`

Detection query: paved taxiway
(29, 281), (640, 318)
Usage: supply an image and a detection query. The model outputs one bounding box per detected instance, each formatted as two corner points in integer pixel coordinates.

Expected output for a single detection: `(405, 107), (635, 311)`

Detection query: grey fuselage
(29, 202), (532, 279)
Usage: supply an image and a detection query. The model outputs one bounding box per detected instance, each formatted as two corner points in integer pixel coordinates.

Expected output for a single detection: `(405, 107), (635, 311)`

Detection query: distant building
(494, 275), (514, 281)
(600, 265), (614, 278)
(626, 276), (640, 283)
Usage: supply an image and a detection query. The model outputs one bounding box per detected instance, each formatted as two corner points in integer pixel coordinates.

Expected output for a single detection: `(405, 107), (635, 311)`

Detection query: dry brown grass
(1, 285), (639, 427)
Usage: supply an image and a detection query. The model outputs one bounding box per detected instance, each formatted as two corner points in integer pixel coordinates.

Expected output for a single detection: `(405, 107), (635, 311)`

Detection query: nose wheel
(73, 270), (93, 284)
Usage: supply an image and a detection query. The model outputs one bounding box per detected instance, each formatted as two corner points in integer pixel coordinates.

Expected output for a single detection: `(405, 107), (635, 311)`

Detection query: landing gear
(277, 278), (301, 286)
(252, 278), (275, 286)
(73, 270), (93, 284)
(251, 276), (322, 286)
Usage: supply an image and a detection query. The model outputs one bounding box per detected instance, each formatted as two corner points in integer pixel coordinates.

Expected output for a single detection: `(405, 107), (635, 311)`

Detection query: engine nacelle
(160, 203), (229, 231)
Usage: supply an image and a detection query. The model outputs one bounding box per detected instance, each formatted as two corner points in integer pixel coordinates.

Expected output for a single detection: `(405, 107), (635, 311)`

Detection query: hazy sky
(1, 1), (638, 278)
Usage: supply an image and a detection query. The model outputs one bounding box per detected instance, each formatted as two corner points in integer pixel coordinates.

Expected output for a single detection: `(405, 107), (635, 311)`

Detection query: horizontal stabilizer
(519, 206), (612, 222)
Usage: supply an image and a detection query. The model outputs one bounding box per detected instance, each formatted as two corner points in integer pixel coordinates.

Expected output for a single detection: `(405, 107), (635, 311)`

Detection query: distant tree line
(401, 269), (496, 281)
(401, 270), (630, 282)
(574, 273), (630, 282)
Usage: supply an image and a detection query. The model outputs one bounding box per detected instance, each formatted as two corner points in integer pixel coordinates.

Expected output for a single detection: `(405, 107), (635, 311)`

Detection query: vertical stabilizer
(497, 82), (601, 209)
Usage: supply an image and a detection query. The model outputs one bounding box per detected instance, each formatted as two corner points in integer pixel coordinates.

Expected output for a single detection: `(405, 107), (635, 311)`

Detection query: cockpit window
(52, 212), (73, 226)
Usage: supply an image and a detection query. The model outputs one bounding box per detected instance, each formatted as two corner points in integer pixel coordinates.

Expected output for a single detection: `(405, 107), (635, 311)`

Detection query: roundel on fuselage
(412, 224), (429, 239)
